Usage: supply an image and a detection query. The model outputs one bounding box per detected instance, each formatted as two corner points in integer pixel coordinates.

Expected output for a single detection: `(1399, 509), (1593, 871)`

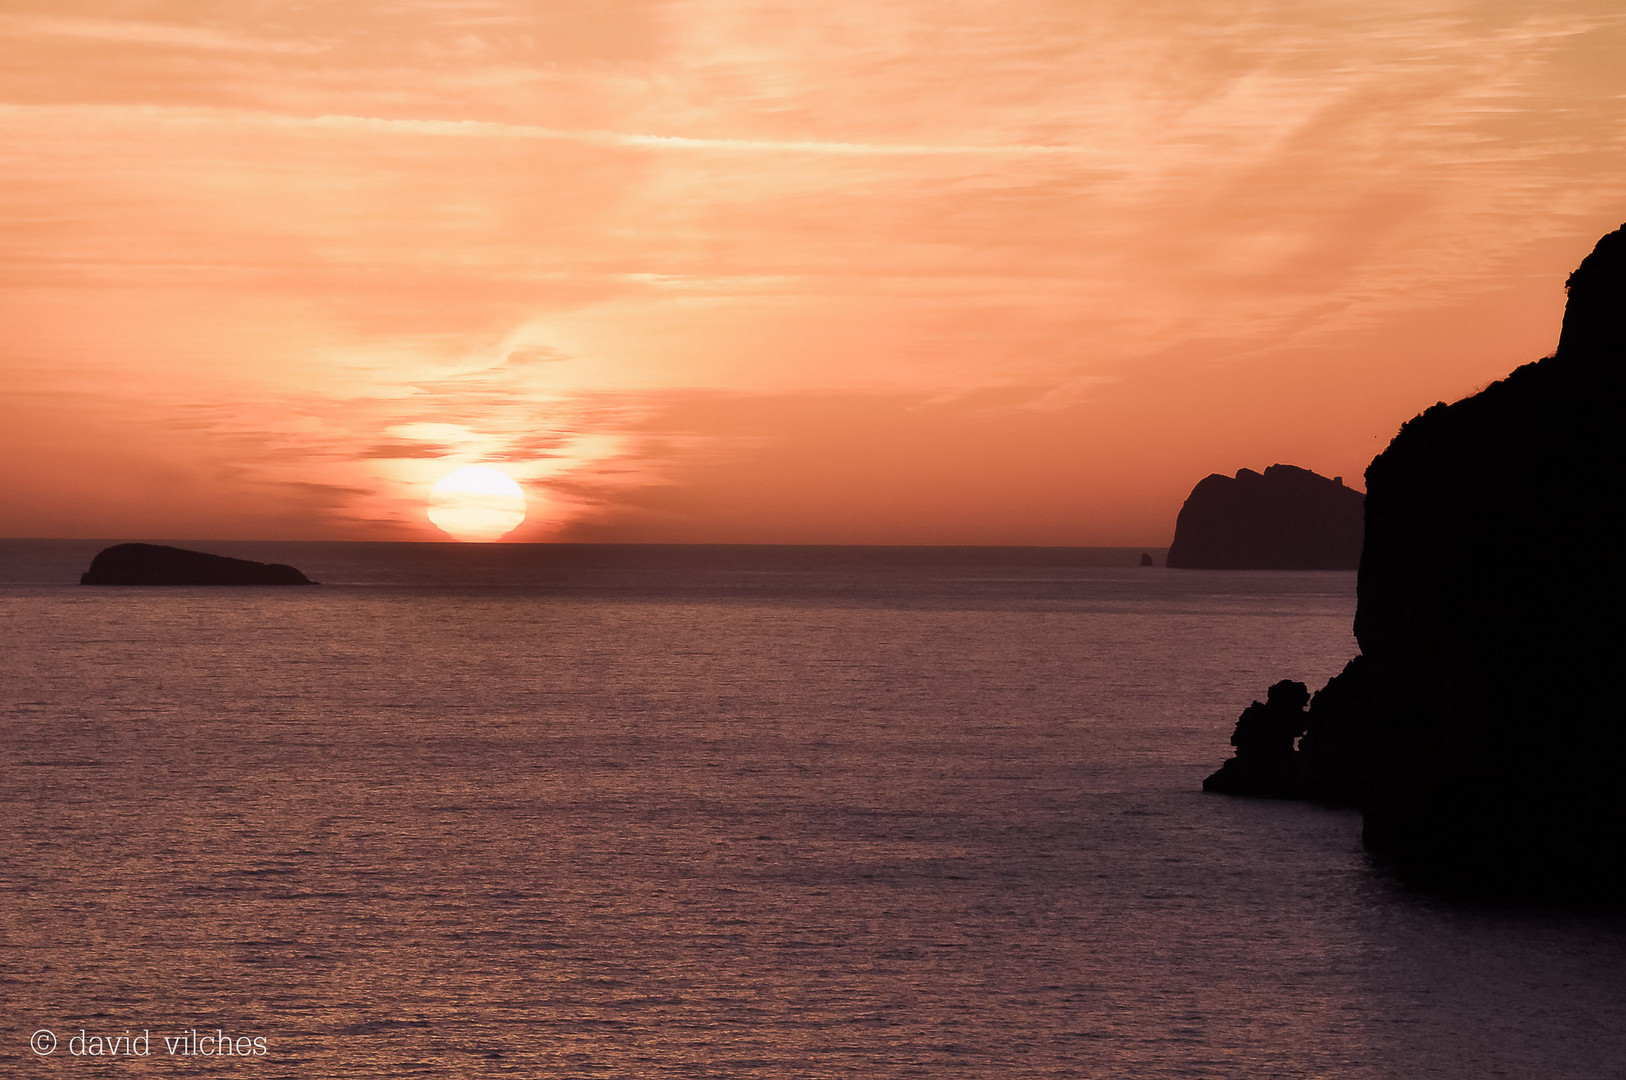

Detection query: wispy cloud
(0, 13), (329, 55)
(0, 102), (1100, 157)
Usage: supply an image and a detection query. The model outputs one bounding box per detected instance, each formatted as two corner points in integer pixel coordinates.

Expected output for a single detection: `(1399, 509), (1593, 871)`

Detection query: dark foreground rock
(1206, 223), (1626, 900)
(1202, 680), (1310, 796)
(1204, 658), (1370, 804)
(1292, 656), (1371, 807)
(81, 543), (314, 586)
(1353, 224), (1626, 899)
(1166, 464), (1364, 569)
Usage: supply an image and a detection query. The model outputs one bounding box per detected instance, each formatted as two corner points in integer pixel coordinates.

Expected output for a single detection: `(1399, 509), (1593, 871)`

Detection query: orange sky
(3, 1), (1624, 544)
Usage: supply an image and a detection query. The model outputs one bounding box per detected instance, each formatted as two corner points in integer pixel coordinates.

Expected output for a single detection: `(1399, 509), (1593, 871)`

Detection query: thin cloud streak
(0, 13), (331, 55)
(0, 103), (1100, 157)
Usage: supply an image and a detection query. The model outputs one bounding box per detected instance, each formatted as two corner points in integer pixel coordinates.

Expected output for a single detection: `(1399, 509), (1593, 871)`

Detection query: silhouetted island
(80, 543), (315, 586)
(1206, 222), (1626, 900)
(1165, 464), (1363, 569)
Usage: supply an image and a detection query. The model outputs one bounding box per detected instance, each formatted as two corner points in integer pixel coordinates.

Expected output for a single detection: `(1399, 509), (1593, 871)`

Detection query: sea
(2, 540), (1623, 1079)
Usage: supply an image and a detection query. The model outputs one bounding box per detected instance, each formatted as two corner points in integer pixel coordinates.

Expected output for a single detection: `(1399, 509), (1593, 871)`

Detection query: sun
(427, 465), (527, 541)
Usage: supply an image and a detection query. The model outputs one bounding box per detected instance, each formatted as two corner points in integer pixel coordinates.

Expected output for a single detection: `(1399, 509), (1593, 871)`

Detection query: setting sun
(427, 465), (527, 542)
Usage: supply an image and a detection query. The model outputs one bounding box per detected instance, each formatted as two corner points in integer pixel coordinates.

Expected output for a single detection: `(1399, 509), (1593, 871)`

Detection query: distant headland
(1166, 464), (1364, 570)
(1205, 222), (1626, 901)
(80, 543), (315, 586)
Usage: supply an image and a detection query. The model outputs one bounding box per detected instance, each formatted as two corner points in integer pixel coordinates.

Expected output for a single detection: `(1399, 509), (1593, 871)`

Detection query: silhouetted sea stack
(1166, 465), (1363, 569)
(81, 543), (314, 586)
(1204, 223), (1626, 900)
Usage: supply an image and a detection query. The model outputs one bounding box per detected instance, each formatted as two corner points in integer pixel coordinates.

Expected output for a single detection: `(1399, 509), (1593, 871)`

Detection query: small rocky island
(1166, 464), (1364, 569)
(81, 543), (315, 586)
(1206, 222), (1626, 900)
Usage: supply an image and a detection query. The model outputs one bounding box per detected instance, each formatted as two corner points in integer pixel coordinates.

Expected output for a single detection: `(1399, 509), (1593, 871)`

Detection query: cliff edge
(1354, 224), (1626, 897)
(1167, 464), (1364, 569)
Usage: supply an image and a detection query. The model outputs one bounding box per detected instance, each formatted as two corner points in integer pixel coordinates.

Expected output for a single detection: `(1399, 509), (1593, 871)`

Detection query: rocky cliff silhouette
(81, 543), (314, 586)
(1354, 224), (1626, 898)
(1167, 465), (1363, 569)
(1204, 223), (1626, 899)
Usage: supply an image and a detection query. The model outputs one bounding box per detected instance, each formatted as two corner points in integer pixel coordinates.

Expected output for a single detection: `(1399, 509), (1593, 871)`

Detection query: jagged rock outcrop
(1353, 224), (1626, 898)
(1166, 464), (1364, 569)
(1202, 660), (1370, 803)
(80, 543), (314, 586)
(1202, 680), (1310, 796)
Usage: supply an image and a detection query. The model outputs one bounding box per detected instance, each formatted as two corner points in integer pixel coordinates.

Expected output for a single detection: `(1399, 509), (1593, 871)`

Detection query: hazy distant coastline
(1, 540), (1174, 590)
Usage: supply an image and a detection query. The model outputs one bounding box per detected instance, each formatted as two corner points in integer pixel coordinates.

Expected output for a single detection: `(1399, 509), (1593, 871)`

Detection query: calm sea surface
(2, 542), (1622, 1078)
